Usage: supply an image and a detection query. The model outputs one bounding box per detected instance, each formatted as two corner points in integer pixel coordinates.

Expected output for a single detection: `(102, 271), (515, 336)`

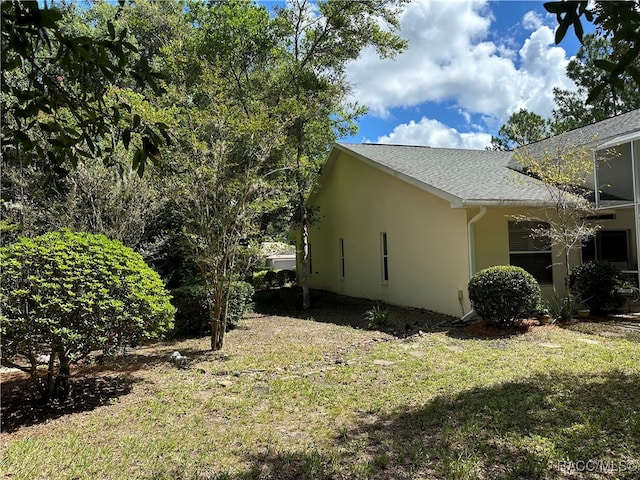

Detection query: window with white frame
(508, 221), (553, 284)
(381, 232), (389, 283)
(339, 238), (345, 278)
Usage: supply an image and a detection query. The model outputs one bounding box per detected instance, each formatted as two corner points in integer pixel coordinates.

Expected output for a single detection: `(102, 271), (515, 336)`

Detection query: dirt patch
(460, 314), (640, 340)
(561, 314), (640, 339)
(253, 287), (456, 336)
(461, 318), (556, 338)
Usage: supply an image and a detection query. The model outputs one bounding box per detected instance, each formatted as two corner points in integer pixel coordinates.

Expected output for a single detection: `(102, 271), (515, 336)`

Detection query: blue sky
(336, 0), (593, 148)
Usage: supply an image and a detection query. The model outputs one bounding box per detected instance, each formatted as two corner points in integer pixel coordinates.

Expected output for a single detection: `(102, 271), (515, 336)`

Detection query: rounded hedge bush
(569, 261), (625, 313)
(0, 230), (175, 399)
(252, 269), (296, 290)
(468, 265), (542, 327)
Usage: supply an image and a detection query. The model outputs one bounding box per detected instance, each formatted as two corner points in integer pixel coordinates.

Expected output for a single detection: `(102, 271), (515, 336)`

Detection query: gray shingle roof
(334, 109), (639, 208)
(509, 109), (640, 171)
(335, 143), (556, 207)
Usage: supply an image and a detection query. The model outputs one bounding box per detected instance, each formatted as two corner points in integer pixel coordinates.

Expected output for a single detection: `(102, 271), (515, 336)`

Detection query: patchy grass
(2, 294), (640, 479)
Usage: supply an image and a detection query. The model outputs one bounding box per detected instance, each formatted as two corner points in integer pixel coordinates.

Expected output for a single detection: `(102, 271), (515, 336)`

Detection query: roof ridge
(361, 143), (431, 148)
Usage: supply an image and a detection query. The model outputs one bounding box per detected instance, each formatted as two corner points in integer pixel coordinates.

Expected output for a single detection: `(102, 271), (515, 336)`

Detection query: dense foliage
(489, 109), (550, 151)
(551, 35), (640, 132)
(1, 0), (169, 174)
(169, 284), (209, 338)
(569, 261), (625, 313)
(1, 0), (408, 351)
(0, 230), (175, 400)
(253, 269), (296, 291)
(468, 266), (542, 327)
(544, 1), (640, 103)
(171, 281), (254, 338)
(226, 281), (255, 329)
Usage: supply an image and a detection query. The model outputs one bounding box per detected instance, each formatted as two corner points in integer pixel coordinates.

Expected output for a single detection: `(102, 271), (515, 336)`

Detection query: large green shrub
(0, 230), (175, 400)
(170, 281), (254, 337)
(276, 269), (296, 287)
(170, 284), (208, 337)
(570, 261), (625, 313)
(264, 269), (278, 288)
(468, 266), (542, 327)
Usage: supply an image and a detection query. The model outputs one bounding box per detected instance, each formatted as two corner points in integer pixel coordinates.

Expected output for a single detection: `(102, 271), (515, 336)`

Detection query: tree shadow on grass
(558, 316), (640, 343)
(1, 344), (211, 434)
(1, 372), (141, 433)
(238, 371), (640, 479)
(253, 287), (455, 336)
(79, 344), (214, 374)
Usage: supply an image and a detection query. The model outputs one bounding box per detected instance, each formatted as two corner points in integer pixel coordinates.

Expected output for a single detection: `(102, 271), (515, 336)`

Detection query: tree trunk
(210, 295), (220, 351)
(41, 351), (71, 401)
(300, 202), (310, 310)
(43, 350), (57, 402)
(294, 117), (311, 311)
(216, 279), (233, 350)
(564, 247), (571, 292)
(210, 318), (219, 351)
(53, 353), (71, 399)
(210, 282), (226, 351)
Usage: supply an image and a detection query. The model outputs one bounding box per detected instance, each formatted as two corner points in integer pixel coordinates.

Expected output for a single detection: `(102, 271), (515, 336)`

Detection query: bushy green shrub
(276, 269), (296, 287)
(264, 269), (278, 288)
(252, 269), (269, 290)
(170, 284), (208, 337)
(170, 281), (254, 337)
(569, 261), (625, 313)
(252, 269), (296, 290)
(468, 266), (542, 327)
(0, 230), (175, 400)
(227, 281), (255, 329)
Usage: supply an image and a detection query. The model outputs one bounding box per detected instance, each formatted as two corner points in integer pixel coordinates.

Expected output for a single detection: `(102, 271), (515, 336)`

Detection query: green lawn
(2, 298), (640, 479)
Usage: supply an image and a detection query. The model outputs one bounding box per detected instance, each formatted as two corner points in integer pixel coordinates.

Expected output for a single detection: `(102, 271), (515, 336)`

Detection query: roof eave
(597, 131), (640, 150)
(457, 199), (557, 208)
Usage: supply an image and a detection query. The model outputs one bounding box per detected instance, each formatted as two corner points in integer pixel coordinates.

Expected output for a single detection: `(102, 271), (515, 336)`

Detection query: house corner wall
(305, 151), (471, 317)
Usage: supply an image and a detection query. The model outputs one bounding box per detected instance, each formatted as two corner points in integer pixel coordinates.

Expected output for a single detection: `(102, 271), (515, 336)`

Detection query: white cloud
(346, 0), (576, 123)
(376, 117), (492, 149)
(522, 10), (544, 31)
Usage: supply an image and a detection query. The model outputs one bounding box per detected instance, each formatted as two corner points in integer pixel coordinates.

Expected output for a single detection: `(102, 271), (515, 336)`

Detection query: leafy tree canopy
(489, 109), (551, 151)
(1, 0), (170, 177)
(544, 0), (640, 103)
(551, 34), (640, 132)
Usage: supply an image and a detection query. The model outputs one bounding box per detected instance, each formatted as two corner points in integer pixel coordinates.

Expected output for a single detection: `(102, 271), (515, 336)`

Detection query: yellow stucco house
(298, 109), (640, 319)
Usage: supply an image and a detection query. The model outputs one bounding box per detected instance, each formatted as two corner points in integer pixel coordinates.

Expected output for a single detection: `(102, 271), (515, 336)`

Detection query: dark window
(508, 221), (553, 284)
(582, 230), (629, 266)
(585, 214), (616, 220)
(381, 232), (389, 283)
(339, 238), (345, 278)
